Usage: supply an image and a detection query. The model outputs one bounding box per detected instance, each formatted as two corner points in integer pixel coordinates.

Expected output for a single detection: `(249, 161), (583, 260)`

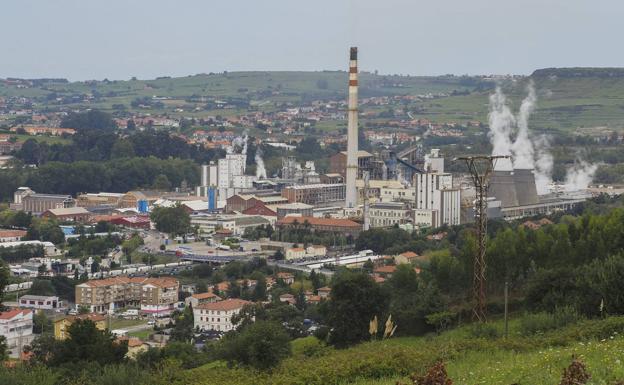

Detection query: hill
(169, 316), (624, 385)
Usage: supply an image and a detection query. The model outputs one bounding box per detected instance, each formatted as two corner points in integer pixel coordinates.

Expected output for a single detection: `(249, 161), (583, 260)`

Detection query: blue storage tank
(208, 187), (216, 210)
(137, 200), (148, 213)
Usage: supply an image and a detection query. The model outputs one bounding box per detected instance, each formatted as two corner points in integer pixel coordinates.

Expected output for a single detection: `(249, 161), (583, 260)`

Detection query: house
(193, 298), (251, 332)
(118, 337), (150, 359)
(395, 251), (419, 265)
(285, 247), (306, 260)
(18, 295), (62, 310)
(42, 207), (91, 222)
(0, 309), (34, 358)
(276, 272), (295, 285)
(373, 265), (397, 278)
(185, 292), (222, 308)
(279, 293), (296, 305)
(306, 245), (327, 257)
(0, 229), (27, 243)
(54, 314), (106, 340)
(317, 287), (331, 299)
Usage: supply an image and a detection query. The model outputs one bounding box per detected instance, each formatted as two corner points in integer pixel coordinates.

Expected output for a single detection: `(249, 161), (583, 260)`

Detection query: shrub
(469, 323), (499, 340)
(559, 358), (590, 385)
(400, 361), (453, 385)
(520, 306), (581, 336)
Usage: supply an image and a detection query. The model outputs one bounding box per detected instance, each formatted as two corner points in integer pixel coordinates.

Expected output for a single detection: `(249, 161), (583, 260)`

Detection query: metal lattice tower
(456, 155), (509, 322)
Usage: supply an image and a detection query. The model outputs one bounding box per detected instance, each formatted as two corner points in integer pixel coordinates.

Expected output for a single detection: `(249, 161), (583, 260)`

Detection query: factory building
(282, 184), (346, 206)
(329, 150), (373, 179)
(369, 202), (411, 228)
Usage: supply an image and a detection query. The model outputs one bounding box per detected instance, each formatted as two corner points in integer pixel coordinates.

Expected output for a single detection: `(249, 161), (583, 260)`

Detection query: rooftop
(277, 216), (361, 229)
(45, 207), (90, 216)
(196, 298), (250, 311)
(0, 309), (31, 320)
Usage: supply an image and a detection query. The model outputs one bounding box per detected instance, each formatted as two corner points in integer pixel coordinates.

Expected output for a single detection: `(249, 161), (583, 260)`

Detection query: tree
(32, 319), (127, 366)
(0, 261), (9, 306)
(217, 320), (291, 370)
(60, 110), (116, 131)
(0, 336), (7, 362)
(33, 311), (53, 334)
(110, 139), (135, 159)
(325, 271), (389, 347)
(150, 206), (191, 236)
(273, 249), (285, 261)
(170, 307), (194, 342)
(152, 174), (172, 191)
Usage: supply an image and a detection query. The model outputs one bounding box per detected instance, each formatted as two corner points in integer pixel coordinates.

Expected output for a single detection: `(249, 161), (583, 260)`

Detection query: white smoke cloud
(510, 82), (537, 169)
(488, 87), (515, 171)
(564, 160), (597, 192)
(226, 131), (249, 155)
(487, 83), (595, 194)
(533, 135), (554, 195)
(255, 147), (267, 179)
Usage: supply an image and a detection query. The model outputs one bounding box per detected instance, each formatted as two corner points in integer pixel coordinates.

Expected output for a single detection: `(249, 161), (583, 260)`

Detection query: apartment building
(369, 202), (411, 228)
(193, 298), (251, 332)
(75, 276), (179, 315)
(0, 309), (34, 358)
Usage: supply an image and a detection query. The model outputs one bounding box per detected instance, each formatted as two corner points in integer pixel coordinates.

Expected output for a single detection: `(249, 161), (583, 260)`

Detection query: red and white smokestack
(345, 47), (359, 208)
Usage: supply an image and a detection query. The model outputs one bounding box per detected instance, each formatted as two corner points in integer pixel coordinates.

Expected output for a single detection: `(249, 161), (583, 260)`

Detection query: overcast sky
(2, 0), (622, 80)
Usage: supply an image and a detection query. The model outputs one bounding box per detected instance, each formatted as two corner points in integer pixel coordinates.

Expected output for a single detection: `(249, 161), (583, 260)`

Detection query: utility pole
(504, 280), (509, 338)
(363, 171), (370, 231)
(456, 155), (509, 323)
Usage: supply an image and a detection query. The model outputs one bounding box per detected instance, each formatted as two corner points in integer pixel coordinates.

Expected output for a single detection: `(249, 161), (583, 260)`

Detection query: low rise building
(21, 193), (75, 214)
(0, 229), (27, 243)
(274, 202), (314, 219)
(42, 207), (91, 222)
(193, 298), (251, 332)
(18, 295), (62, 310)
(276, 216), (362, 237)
(282, 184), (346, 206)
(185, 292), (222, 308)
(369, 202), (411, 228)
(285, 247), (306, 260)
(54, 314), (106, 340)
(0, 309), (34, 358)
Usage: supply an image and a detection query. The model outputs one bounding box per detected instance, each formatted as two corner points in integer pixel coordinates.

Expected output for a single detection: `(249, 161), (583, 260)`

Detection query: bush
(469, 323), (499, 340)
(520, 306), (581, 336)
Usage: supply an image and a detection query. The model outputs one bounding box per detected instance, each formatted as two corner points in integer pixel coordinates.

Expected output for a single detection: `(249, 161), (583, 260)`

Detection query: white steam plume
(564, 160), (597, 192)
(511, 83), (537, 169)
(227, 131), (249, 155)
(487, 84), (596, 193)
(533, 135), (554, 194)
(488, 87), (515, 171)
(255, 147), (267, 179)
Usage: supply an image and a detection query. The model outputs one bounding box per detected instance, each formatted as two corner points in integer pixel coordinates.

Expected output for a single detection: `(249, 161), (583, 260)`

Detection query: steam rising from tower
(345, 47), (359, 208)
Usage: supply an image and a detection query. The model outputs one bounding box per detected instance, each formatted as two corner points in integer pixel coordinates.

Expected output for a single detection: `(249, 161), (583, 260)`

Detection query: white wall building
(18, 295), (62, 310)
(415, 172), (460, 227)
(193, 298), (251, 332)
(0, 309), (34, 358)
(369, 202), (411, 228)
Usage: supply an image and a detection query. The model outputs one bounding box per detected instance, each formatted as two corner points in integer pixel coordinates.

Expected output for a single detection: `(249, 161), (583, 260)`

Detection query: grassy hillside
(409, 69), (624, 134)
(171, 317), (624, 385)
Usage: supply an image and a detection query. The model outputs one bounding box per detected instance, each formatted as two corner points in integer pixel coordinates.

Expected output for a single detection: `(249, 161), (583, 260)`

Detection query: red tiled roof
(0, 230), (27, 238)
(196, 298), (250, 311)
(192, 292), (220, 300)
(399, 251), (418, 258)
(374, 265), (397, 274)
(0, 309), (30, 320)
(277, 216), (361, 228)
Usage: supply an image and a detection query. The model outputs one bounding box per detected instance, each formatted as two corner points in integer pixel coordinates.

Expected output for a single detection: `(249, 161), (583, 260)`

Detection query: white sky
(2, 0), (622, 80)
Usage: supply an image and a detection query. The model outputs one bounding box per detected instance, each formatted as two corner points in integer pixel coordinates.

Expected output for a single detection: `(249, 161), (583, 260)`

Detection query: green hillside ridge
(167, 316), (624, 385)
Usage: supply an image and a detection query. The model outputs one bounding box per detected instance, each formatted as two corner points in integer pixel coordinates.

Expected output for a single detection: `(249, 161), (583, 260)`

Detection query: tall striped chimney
(345, 47), (359, 208)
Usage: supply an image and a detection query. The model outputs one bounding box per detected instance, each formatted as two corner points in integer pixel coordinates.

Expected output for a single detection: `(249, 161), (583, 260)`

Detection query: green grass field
(175, 316), (624, 385)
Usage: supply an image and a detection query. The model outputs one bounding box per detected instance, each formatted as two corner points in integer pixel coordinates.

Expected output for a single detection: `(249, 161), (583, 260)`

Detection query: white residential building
(193, 298), (251, 332)
(18, 295), (62, 310)
(0, 309), (34, 358)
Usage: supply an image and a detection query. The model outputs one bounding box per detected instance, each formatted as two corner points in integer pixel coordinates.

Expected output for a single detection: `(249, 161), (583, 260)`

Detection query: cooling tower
(489, 170), (519, 208)
(513, 168), (539, 206)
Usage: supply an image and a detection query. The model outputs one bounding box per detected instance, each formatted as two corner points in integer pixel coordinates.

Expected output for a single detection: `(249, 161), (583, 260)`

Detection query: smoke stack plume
(345, 47), (359, 208)
(255, 147), (267, 179)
